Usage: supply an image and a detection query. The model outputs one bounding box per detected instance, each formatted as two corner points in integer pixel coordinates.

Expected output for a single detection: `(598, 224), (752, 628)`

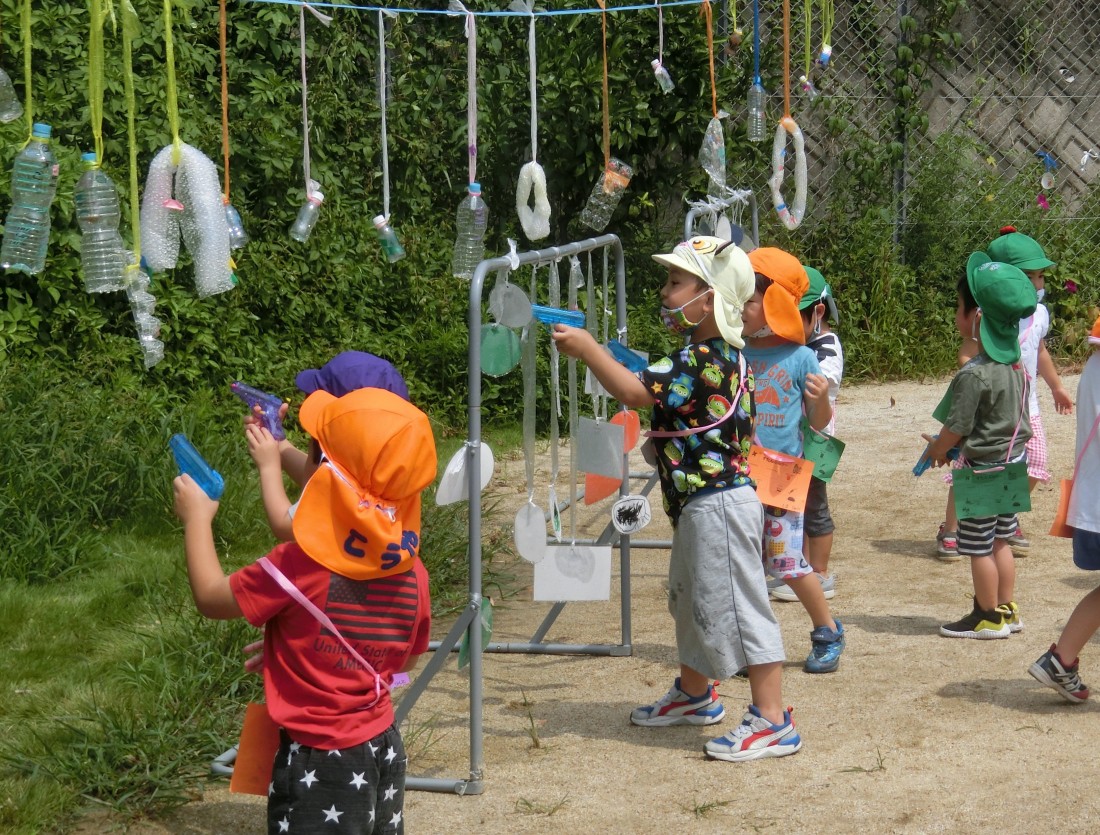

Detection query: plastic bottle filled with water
(373, 215), (406, 263)
(0, 122), (60, 274)
(289, 191), (323, 242)
(651, 59), (675, 94)
(74, 152), (128, 293)
(579, 157), (633, 232)
(747, 82), (767, 142)
(451, 182), (489, 279)
(224, 200), (249, 249)
(0, 67), (22, 123)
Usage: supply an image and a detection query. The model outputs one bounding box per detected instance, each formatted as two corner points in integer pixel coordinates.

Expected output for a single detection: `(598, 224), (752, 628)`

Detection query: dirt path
(146, 372), (1100, 834)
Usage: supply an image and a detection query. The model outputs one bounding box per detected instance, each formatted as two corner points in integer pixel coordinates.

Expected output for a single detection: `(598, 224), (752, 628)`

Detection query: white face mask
(1036, 287), (1045, 302)
(749, 324), (774, 338)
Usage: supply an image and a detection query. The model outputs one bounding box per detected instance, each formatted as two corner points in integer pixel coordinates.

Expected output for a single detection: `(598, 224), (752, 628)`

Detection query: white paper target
(533, 544), (612, 601)
(514, 502), (547, 563)
(611, 495), (652, 534)
(435, 442), (495, 505)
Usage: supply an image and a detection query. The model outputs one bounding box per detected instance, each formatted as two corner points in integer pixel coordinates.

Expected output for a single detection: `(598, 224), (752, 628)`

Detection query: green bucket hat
(799, 265), (839, 322)
(965, 252), (1038, 364)
(986, 229), (1055, 271)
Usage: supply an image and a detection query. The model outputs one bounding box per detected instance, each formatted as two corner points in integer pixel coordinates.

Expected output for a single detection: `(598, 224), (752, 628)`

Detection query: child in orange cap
(743, 247), (846, 673)
(173, 387), (436, 834)
(1029, 314), (1100, 702)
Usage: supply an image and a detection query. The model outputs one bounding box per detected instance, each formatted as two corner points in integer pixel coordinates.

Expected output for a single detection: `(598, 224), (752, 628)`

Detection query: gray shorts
(804, 476), (835, 537)
(668, 486), (786, 680)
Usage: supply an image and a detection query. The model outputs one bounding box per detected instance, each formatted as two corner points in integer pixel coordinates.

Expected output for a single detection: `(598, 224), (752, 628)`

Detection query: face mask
(1036, 287), (1045, 302)
(660, 289), (711, 336)
(748, 323), (774, 338)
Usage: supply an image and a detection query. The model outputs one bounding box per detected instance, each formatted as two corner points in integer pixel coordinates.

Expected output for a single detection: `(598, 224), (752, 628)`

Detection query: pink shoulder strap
(259, 556), (390, 706)
(644, 353), (747, 439)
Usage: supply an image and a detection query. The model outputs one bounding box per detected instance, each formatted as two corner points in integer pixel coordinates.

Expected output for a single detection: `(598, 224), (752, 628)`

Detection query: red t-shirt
(230, 542), (431, 749)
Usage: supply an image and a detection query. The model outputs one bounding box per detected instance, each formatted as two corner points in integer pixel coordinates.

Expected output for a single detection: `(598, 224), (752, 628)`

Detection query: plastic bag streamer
(512, 0), (550, 240)
(298, 4), (333, 205)
(768, 0), (808, 230)
(377, 9), (398, 225)
(448, 1), (479, 187)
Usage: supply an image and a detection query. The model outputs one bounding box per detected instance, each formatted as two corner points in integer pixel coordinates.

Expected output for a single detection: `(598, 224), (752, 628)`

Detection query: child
(552, 235), (801, 763)
(742, 248), (846, 673)
(246, 351), (410, 542)
(935, 229), (1072, 558)
(770, 265), (843, 602)
(920, 253), (1036, 638)
(1029, 314), (1100, 701)
(174, 386), (436, 832)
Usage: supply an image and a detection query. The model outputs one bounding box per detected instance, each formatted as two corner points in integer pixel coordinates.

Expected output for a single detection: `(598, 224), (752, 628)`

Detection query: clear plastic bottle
(651, 59), (675, 94)
(799, 75), (819, 100)
(815, 44), (832, 69)
(74, 152), (128, 294)
(699, 116), (727, 195)
(373, 215), (406, 263)
(747, 82), (767, 142)
(224, 200), (249, 249)
(579, 157), (633, 232)
(451, 182), (489, 279)
(289, 191), (324, 242)
(0, 67), (22, 123)
(0, 122), (60, 274)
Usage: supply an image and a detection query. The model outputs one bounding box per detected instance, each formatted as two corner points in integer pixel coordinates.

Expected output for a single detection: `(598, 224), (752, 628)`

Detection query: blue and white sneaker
(630, 678), (725, 727)
(704, 705), (802, 762)
(804, 619), (845, 673)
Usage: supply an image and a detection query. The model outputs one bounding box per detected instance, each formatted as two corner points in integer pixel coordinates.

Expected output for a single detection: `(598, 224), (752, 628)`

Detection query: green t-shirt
(942, 354), (1032, 464)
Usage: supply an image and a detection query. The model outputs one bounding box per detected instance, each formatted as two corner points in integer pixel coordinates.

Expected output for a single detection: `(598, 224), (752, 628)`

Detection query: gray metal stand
(399, 235), (635, 795)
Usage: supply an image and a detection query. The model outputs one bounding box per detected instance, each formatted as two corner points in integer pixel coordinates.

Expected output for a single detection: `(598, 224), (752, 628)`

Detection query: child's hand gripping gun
(170, 434), (226, 500)
(231, 381), (286, 441)
(531, 304), (586, 329)
(913, 436), (960, 476)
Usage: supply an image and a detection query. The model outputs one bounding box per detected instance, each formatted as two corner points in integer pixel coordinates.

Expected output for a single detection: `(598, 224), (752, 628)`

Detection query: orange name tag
(747, 445), (813, 513)
(229, 702), (281, 796)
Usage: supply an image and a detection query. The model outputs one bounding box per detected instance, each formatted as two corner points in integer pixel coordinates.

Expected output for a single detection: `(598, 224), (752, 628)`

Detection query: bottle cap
(31, 122), (51, 138)
(651, 59), (662, 70)
(81, 151), (98, 165)
(310, 191), (325, 204)
(373, 215), (387, 227)
(468, 182), (481, 195)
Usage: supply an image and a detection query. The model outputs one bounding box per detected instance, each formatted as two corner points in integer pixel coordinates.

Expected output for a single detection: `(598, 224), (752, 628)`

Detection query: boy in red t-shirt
(174, 387), (436, 834)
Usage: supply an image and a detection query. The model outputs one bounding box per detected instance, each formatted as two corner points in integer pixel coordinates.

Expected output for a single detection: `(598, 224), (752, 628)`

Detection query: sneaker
(997, 600), (1024, 634)
(936, 524), (960, 561)
(704, 705), (802, 762)
(1029, 644), (1089, 703)
(1007, 525), (1031, 552)
(772, 572), (836, 602)
(804, 620), (845, 673)
(939, 602), (1010, 639)
(629, 678), (726, 727)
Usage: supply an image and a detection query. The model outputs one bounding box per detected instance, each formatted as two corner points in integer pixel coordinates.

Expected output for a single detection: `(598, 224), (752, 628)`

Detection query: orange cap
(292, 388), (437, 580)
(1089, 313), (1100, 345)
(747, 247), (810, 344)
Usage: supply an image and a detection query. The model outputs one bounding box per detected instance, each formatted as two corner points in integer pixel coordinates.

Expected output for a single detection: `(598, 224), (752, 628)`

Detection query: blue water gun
(606, 339), (648, 372)
(231, 381), (286, 441)
(170, 434), (225, 500)
(913, 437), (960, 476)
(531, 304), (586, 329)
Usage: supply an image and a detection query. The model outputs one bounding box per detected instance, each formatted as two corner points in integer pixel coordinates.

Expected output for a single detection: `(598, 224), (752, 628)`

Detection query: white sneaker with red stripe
(704, 705), (802, 762)
(629, 678), (725, 727)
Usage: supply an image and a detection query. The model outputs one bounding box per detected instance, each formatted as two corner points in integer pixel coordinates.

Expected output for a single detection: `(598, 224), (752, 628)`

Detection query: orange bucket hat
(747, 247), (810, 345)
(292, 388), (437, 580)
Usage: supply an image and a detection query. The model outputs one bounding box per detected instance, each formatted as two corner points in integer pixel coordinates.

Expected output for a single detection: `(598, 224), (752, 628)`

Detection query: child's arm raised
(246, 423), (295, 541)
(803, 372), (833, 430)
(1037, 340), (1074, 414)
(173, 475), (243, 620)
(552, 325), (655, 409)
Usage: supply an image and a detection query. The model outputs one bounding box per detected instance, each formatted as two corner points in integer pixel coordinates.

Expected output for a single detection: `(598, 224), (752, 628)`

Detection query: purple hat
(295, 351), (409, 401)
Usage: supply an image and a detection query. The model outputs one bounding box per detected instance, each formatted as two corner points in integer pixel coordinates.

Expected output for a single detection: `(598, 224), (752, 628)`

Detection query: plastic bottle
(699, 116), (727, 195)
(651, 59), (675, 94)
(0, 67), (22, 123)
(747, 82), (767, 142)
(799, 75), (819, 100)
(451, 182), (489, 279)
(373, 215), (406, 263)
(289, 191), (323, 242)
(815, 44), (832, 69)
(579, 157), (633, 232)
(0, 122), (60, 274)
(224, 200), (249, 249)
(74, 152), (128, 294)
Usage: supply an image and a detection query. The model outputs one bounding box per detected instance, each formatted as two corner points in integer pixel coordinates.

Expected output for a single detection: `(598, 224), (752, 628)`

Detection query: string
(299, 6), (312, 192)
(702, 0), (717, 118)
(220, 0), (231, 200)
(803, 0), (811, 78)
(163, 0), (182, 164)
(656, 0), (664, 62)
(781, 0), (791, 118)
(465, 9), (477, 184)
(751, 0), (760, 85)
(20, 0), (30, 137)
(730, 0), (736, 36)
(88, 0), (107, 164)
(249, 0), (711, 17)
(526, 4), (537, 162)
(121, 0), (141, 260)
(597, 0), (609, 169)
(378, 11), (391, 218)
(820, 0), (833, 55)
